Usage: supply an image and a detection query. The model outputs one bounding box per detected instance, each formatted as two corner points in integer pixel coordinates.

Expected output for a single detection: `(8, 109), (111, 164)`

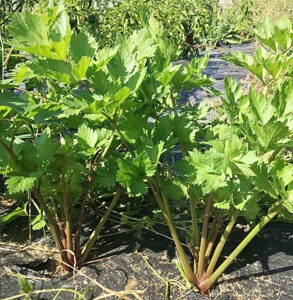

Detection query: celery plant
(0, 1), (291, 294)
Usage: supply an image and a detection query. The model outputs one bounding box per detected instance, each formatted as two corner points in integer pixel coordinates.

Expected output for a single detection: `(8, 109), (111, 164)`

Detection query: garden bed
(0, 215), (292, 299)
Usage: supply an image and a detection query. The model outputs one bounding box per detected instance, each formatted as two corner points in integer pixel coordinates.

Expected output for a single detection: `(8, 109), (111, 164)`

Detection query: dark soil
(0, 213), (292, 300)
(1, 43), (292, 300)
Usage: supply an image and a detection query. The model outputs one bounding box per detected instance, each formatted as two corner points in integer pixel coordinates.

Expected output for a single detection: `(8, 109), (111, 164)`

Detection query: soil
(0, 217), (292, 300)
(1, 43), (292, 300)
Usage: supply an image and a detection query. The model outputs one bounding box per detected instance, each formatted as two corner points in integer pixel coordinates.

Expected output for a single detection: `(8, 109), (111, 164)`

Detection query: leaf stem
(75, 134), (115, 259)
(32, 188), (67, 265)
(205, 214), (223, 261)
(188, 188), (199, 251)
(197, 192), (213, 280)
(204, 213), (238, 280)
(61, 169), (73, 265)
(148, 178), (197, 284)
(104, 113), (133, 154)
(201, 206), (281, 292)
(170, 88), (178, 118)
(80, 186), (123, 264)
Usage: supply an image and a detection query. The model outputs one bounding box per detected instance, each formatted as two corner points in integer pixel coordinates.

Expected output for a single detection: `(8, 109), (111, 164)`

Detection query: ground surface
(0, 43), (292, 300)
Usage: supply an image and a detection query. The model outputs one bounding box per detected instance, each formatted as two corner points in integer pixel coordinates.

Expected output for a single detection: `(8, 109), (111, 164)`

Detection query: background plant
(231, 0), (293, 24)
(224, 17), (293, 95)
(49, 0), (253, 56)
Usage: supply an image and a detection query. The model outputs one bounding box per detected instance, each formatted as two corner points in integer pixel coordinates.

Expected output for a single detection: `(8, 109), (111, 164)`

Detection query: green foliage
(0, 206), (27, 227)
(9, 1), (71, 60)
(61, 0), (252, 56)
(224, 17), (293, 92)
(17, 273), (33, 299)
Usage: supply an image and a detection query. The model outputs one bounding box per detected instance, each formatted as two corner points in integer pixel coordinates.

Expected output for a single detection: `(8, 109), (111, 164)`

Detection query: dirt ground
(0, 214), (292, 300)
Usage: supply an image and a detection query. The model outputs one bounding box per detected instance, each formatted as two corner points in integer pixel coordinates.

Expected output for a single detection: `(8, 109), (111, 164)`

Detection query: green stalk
(197, 192), (213, 280)
(0, 33), (5, 89)
(80, 186), (123, 265)
(172, 89), (199, 255)
(2, 46), (13, 70)
(33, 188), (68, 265)
(205, 215), (223, 261)
(204, 213), (238, 280)
(75, 134), (115, 258)
(170, 88), (178, 119)
(201, 207), (281, 293)
(61, 169), (73, 265)
(51, 197), (67, 249)
(188, 188), (199, 250)
(104, 113), (132, 154)
(148, 178), (197, 284)
(74, 183), (91, 259)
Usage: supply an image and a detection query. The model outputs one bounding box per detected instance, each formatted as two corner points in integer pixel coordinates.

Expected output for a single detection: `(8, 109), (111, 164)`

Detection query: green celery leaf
(77, 124), (99, 153)
(223, 77), (244, 121)
(9, 4), (71, 60)
(96, 128), (113, 148)
(272, 80), (293, 117)
(94, 162), (117, 189)
(253, 164), (279, 199)
(0, 92), (30, 113)
(213, 187), (231, 210)
(210, 135), (257, 177)
(158, 64), (180, 86)
(29, 59), (73, 83)
(255, 17), (292, 52)
(48, 10), (71, 60)
(70, 30), (97, 63)
(9, 11), (49, 55)
(72, 56), (91, 81)
(272, 158), (293, 188)
(29, 102), (62, 124)
(12, 64), (35, 83)
(224, 51), (265, 82)
(161, 180), (188, 200)
(249, 121), (289, 150)
(93, 47), (118, 72)
(186, 150), (228, 194)
(173, 113), (196, 153)
(117, 155), (149, 196)
(143, 141), (165, 171)
(153, 116), (177, 150)
(248, 89), (276, 124)
(120, 113), (148, 142)
(34, 132), (57, 169)
(6, 173), (40, 194)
